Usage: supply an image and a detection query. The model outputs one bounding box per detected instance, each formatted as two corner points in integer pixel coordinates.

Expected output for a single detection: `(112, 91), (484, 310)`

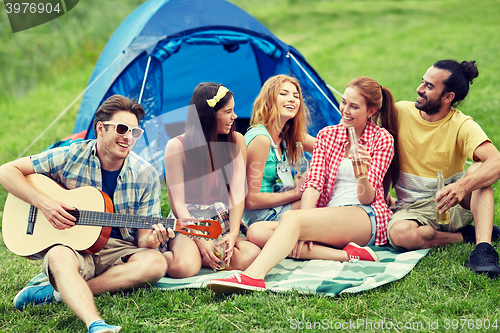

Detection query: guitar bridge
(27, 205), (37, 235)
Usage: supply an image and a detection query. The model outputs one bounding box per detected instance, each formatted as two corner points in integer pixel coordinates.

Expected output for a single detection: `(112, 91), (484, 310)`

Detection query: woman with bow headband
(160, 83), (260, 277)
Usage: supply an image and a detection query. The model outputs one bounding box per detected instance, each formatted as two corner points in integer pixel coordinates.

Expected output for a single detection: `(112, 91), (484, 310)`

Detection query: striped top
(394, 101), (490, 204)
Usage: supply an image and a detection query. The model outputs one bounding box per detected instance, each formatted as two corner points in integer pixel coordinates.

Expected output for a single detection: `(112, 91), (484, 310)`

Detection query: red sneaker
(343, 242), (380, 262)
(206, 274), (266, 294)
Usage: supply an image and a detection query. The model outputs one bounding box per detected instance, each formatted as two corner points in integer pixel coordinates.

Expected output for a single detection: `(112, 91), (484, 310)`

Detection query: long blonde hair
(250, 75), (310, 164)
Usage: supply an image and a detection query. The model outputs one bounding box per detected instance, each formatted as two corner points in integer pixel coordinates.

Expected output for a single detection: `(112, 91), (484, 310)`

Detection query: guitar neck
(2, 174), (222, 260)
(76, 210), (175, 229)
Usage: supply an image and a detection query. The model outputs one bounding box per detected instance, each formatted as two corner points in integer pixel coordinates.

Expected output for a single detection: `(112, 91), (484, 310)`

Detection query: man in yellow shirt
(387, 60), (500, 277)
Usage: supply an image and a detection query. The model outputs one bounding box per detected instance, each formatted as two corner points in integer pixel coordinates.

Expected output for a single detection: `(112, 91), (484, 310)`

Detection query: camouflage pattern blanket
(24, 246), (428, 297)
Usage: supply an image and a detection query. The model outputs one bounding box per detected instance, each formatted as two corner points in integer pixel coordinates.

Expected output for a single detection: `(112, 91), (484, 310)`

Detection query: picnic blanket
(24, 246), (429, 297)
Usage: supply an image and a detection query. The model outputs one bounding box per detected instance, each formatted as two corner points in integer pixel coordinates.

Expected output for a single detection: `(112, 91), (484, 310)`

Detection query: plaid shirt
(31, 139), (161, 242)
(301, 122), (394, 245)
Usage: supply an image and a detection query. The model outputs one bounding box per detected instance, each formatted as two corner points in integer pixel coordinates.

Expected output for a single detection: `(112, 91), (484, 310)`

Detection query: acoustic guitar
(2, 174), (222, 259)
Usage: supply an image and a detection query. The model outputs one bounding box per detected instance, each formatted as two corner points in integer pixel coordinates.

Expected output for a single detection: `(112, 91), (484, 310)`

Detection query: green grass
(1, 0), (500, 331)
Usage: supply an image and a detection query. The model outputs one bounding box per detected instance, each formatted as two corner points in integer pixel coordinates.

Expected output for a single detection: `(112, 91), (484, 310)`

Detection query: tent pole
(137, 56), (158, 172)
(138, 56), (152, 104)
(326, 84), (343, 99)
(286, 52), (340, 114)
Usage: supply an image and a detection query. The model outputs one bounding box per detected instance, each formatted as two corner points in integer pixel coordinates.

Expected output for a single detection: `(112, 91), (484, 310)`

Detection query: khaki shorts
(387, 197), (474, 248)
(42, 238), (148, 289)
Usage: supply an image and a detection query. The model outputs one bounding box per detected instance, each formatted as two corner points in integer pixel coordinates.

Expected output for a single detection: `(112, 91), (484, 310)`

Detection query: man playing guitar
(0, 95), (174, 333)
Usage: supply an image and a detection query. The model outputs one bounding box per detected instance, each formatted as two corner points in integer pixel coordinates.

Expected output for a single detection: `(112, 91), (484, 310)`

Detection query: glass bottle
(348, 127), (368, 179)
(294, 142), (309, 177)
(436, 172), (450, 225)
(213, 235), (226, 270)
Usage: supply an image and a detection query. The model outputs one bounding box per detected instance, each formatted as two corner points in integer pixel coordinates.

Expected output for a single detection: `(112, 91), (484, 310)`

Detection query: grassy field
(1, 0), (500, 331)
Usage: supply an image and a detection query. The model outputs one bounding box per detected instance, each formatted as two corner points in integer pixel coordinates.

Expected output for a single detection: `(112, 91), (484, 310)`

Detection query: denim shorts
(341, 204), (377, 246)
(242, 203), (292, 227)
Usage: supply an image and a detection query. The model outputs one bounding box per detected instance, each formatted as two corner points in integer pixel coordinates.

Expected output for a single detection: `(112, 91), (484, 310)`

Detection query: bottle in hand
(348, 127), (368, 179)
(294, 141), (309, 177)
(436, 172), (450, 225)
(213, 236), (227, 270)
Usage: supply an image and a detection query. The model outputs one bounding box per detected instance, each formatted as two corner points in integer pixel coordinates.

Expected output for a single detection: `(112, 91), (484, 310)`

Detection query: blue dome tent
(73, 0), (340, 174)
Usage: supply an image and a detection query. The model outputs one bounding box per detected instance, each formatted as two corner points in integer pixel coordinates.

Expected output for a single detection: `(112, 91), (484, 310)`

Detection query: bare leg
(244, 206), (372, 280)
(48, 243), (166, 328)
(461, 163), (494, 245)
(87, 249), (167, 294)
(246, 221), (278, 248)
(291, 242), (349, 260)
(163, 234), (202, 278)
(248, 221), (359, 260)
(390, 163), (496, 250)
(46, 246), (101, 327)
(470, 186), (494, 244)
(246, 199), (303, 248)
(389, 219), (463, 250)
(225, 238), (261, 271)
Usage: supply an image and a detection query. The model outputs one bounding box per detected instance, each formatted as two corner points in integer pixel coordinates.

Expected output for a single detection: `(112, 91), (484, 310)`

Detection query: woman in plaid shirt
(207, 77), (398, 293)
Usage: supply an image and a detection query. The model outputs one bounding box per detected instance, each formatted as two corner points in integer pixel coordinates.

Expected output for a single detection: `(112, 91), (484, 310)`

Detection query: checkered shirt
(31, 139), (161, 242)
(301, 122), (394, 245)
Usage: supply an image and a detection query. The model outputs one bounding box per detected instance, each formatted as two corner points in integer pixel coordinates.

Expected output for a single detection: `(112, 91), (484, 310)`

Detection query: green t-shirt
(244, 125), (286, 193)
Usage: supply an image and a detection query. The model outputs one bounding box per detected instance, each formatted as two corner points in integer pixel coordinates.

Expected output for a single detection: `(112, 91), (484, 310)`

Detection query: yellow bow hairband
(206, 86), (229, 108)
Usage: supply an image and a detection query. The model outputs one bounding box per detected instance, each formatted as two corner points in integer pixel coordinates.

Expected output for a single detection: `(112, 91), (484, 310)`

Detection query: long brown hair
(347, 77), (399, 186)
(250, 75), (310, 165)
(184, 82), (238, 194)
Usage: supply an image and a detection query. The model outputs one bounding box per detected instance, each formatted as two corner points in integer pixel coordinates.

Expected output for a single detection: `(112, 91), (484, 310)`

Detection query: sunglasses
(102, 121), (144, 139)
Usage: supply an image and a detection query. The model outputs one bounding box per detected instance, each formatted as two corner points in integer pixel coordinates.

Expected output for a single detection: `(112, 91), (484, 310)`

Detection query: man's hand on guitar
(39, 197), (76, 230)
(2, 175), (223, 258)
(148, 223), (175, 248)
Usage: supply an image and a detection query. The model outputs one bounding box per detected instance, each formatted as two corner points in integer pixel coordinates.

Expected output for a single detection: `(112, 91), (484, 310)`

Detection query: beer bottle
(294, 142), (308, 177)
(348, 127), (368, 179)
(436, 172), (451, 225)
